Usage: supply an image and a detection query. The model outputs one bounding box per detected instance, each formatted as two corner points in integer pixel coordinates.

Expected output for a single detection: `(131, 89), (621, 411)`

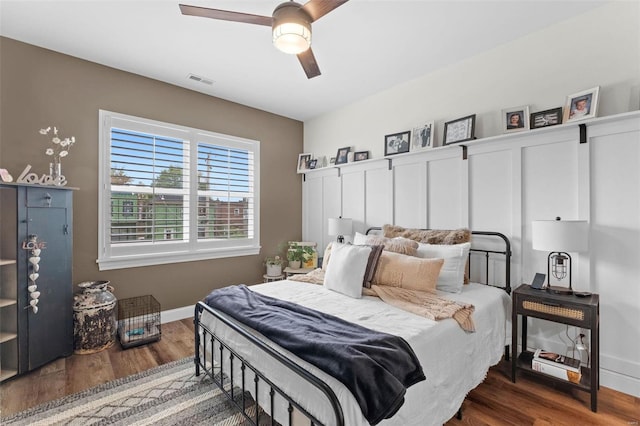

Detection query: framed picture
(297, 153), (312, 173)
(384, 131), (411, 156)
(443, 114), (476, 145)
(329, 157), (336, 165)
(563, 86), (600, 123)
(411, 122), (434, 151)
(308, 159), (318, 169)
(530, 107), (563, 129)
(354, 151), (369, 161)
(335, 147), (350, 165)
(502, 106), (530, 133)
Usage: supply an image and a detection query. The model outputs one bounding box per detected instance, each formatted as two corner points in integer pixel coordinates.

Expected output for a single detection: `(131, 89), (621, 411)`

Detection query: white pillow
(352, 231), (367, 245)
(415, 242), (471, 293)
(323, 243), (372, 298)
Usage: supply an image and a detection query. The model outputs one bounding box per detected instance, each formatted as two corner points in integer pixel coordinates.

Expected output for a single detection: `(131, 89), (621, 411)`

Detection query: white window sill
(97, 246), (260, 271)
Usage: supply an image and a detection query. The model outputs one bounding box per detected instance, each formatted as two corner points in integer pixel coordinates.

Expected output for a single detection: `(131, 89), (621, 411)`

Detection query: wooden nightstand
(512, 284), (599, 412)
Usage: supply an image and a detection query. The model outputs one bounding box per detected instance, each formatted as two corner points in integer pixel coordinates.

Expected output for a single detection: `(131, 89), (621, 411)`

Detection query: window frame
(98, 110), (260, 271)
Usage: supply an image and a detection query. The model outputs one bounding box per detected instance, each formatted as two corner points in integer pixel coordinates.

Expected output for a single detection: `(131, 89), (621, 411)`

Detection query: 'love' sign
(16, 165), (67, 186)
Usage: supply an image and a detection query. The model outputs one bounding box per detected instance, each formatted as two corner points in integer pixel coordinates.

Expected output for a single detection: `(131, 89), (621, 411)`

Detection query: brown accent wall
(0, 37), (303, 310)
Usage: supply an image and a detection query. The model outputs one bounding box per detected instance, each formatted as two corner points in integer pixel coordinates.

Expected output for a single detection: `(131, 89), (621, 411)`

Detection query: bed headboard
(365, 227), (512, 294)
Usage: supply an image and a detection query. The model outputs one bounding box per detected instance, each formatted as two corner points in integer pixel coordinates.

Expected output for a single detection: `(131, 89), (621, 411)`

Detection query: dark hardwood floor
(2, 318), (638, 425)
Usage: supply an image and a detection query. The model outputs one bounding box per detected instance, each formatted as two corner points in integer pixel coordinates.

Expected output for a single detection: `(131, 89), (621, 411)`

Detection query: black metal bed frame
(194, 229), (512, 426)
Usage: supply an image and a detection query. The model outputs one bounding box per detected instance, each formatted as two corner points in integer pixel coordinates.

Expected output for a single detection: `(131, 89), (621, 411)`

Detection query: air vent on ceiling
(187, 73), (214, 86)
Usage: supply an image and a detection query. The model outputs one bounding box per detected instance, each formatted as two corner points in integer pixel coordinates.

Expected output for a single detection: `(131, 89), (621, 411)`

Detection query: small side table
(512, 283), (599, 411)
(263, 274), (284, 283)
(283, 267), (315, 279)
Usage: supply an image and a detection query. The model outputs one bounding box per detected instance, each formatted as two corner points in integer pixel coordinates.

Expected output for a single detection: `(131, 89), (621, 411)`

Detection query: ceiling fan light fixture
(272, 2), (311, 54)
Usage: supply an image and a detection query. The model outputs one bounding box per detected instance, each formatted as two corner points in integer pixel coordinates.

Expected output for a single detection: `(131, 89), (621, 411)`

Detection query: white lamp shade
(532, 219), (589, 252)
(328, 217), (353, 237)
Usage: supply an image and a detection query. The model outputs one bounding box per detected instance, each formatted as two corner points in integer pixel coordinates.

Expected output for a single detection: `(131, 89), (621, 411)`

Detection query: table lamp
(532, 217), (589, 295)
(328, 217), (352, 243)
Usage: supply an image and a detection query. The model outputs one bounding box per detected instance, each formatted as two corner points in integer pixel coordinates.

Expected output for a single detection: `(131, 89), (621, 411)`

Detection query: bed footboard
(194, 301), (345, 426)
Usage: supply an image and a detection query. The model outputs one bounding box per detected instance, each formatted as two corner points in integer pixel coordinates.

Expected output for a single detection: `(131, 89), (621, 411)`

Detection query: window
(98, 110), (260, 270)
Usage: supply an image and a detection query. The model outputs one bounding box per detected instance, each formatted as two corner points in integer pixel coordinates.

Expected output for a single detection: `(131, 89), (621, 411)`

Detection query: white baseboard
(160, 305), (193, 324)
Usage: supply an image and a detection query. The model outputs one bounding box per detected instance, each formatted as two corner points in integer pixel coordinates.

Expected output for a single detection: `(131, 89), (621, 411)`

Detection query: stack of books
(531, 349), (582, 384)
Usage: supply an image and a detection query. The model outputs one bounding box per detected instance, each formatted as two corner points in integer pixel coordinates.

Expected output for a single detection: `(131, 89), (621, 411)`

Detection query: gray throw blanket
(204, 285), (425, 425)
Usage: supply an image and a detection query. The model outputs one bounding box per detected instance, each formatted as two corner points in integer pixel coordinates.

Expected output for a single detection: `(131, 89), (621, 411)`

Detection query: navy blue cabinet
(1, 184), (73, 380)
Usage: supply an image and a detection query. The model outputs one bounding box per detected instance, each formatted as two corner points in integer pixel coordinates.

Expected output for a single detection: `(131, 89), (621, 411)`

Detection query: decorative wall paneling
(302, 111), (640, 396)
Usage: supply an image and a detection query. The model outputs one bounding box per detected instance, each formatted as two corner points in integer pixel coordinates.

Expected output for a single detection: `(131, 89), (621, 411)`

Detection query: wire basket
(117, 295), (161, 349)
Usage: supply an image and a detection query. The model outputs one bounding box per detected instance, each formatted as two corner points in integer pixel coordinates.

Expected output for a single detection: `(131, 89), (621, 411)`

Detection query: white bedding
(200, 280), (511, 426)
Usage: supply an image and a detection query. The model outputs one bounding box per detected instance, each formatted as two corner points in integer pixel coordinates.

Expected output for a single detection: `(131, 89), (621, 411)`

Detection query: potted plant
(264, 255), (284, 277)
(287, 243), (314, 269)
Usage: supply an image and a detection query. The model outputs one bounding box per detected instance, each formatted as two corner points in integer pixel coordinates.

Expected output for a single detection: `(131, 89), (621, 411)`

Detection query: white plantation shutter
(196, 143), (254, 241)
(98, 111), (260, 270)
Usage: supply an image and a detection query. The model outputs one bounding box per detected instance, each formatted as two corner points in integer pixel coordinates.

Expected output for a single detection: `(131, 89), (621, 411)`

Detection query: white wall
(303, 1), (640, 160)
(301, 1), (640, 398)
(303, 113), (640, 398)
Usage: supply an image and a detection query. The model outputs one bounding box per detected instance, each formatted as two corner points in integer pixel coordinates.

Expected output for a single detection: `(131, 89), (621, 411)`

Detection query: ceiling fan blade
(179, 4), (273, 26)
(298, 48), (321, 79)
(301, 0), (349, 22)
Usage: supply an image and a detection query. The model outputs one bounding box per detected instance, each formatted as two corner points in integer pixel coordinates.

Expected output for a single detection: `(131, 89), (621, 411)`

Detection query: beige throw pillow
(372, 251), (444, 292)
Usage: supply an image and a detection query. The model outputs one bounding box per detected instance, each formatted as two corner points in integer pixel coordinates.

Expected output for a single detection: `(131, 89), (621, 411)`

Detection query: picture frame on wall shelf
(530, 107), (563, 129)
(297, 153), (312, 173)
(335, 147), (351, 165)
(354, 151), (369, 161)
(329, 157), (336, 165)
(411, 122), (434, 151)
(384, 131), (411, 156)
(308, 159), (318, 169)
(443, 114), (476, 145)
(563, 86), (600, 123)
(502, 106), (530, 133)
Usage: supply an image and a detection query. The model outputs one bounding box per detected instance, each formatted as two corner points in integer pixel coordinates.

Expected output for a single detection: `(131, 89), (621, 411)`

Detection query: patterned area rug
(1, 358), (261, 426)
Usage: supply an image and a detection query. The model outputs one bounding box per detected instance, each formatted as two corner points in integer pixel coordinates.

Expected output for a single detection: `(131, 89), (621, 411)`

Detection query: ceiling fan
(179, 0), (349, 79)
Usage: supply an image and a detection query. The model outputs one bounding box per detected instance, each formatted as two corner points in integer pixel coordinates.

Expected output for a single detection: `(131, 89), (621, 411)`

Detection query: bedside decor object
(443, 114), (476, 145)
(40, 126), (76, 186)
(564, 86), (600, 123)
(532, 217), (589, 295)
(384, 131), (410, 156)
(328, 217), (352, 243)
(354, 151), (369, 161)
(502, 106), (529, 133)
(334, 147), (350, 165)
(530, 107), (563, 129)
(297, 153), (312, 173)
(411, 122), (434, 151)
(264, 255), (284, 277)
(308, 159), (318, 169)
(286, 242), (315, 269)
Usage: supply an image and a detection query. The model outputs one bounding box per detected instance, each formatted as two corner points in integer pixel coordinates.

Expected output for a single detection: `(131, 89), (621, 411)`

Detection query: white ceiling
(0, 0), (605, 122)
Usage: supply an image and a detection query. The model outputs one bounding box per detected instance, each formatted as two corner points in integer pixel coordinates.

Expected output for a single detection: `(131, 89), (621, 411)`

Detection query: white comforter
(201, 280), (511, 426)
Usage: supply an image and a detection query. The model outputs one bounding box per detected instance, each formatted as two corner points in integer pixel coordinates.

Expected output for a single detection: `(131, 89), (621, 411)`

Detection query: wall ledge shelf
(302, 110), (640, 174)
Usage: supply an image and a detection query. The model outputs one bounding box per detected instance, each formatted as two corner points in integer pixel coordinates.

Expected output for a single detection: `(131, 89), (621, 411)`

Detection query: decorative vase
(289, 260), (301, 269)
(49, 161), (62, 185)
(266, 264), (282, 277)
(73, 281), (117, 354)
